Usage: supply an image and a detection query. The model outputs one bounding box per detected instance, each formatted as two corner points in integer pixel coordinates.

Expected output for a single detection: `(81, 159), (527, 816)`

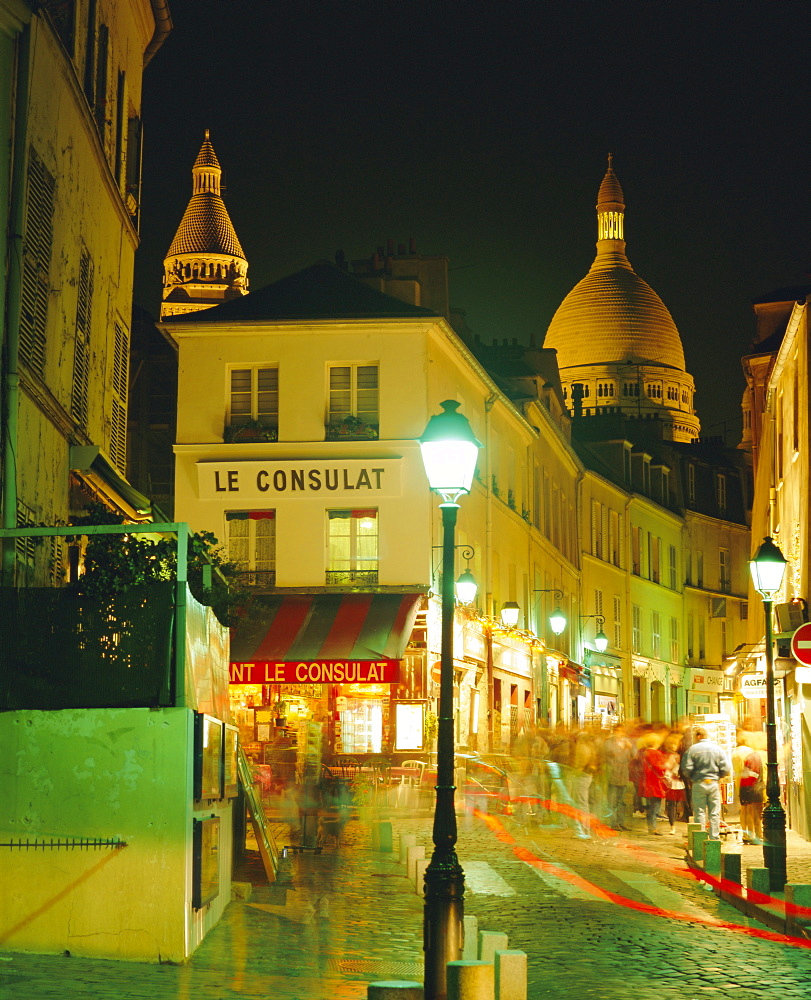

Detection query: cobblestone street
(4, 808), (811, 999)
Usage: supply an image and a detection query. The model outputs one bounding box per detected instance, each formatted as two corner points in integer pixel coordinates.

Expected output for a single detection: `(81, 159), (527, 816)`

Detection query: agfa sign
(739, 672), (768, 699)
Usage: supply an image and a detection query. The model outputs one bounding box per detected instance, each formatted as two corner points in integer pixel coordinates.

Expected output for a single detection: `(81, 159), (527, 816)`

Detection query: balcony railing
(232, 569), (277, 589)
(325, 570), (379, 586)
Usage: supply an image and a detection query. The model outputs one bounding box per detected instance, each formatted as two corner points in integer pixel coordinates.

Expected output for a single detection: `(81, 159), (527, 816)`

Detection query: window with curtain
(226, 511), (276, 586)
(326, 509), (378, 584)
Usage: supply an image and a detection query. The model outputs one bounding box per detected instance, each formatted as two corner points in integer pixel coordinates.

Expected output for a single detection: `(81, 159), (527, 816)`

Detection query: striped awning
(230, 592), (423, 663)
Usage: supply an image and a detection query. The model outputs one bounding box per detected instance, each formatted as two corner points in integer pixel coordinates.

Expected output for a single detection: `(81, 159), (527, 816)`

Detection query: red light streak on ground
(476, 810), (811, 949)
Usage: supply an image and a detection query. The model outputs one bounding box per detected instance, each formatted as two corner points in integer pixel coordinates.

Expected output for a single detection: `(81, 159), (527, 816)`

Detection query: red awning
(230, 592), (423, 663)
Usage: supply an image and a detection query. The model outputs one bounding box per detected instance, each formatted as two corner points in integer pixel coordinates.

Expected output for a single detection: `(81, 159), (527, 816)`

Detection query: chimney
(409, 237), (417, 254)
(398, 242), (406, 255)
(387, 238), (394, 256)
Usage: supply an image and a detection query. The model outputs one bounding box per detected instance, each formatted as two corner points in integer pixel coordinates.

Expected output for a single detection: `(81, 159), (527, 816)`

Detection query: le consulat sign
(197, 458), (402, 500)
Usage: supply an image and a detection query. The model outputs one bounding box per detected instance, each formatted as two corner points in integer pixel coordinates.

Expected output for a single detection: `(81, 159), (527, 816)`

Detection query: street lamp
(749, 535), (788, 892)
(500, 601), (520, 627)
(419, 400), (482, 999)
(454, 545), (477, 605)
(581, 614), (609, 653)
(534, 588), (567, 636)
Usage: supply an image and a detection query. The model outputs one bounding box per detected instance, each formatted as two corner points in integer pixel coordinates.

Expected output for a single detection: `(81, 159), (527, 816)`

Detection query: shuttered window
(71, 248), (93, 426)
(19, 148), (55, 377)
(328, 364), (378, 425)
(109, 322), (129, 474)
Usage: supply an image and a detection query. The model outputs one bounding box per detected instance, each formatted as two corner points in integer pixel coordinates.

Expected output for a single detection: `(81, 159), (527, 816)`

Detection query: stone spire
(160, 131), (249, 319)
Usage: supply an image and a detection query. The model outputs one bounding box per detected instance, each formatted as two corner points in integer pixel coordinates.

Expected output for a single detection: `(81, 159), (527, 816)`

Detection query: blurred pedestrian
(738, 743), (765, 844)
(569, 730), (599, 839)
(681, 726), (732, 841)
(602, 724), (633, 831)
(638, 733), (668, 835)
(662, 732), (686, 835)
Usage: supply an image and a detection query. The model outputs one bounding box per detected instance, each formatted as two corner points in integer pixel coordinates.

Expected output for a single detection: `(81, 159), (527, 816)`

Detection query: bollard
(368, 982), (424, 1000)
(463, 915), (479, 960)
(230, 881), (252, 901)
(691, 830), (708, 862)
(747, 867), (771, 900)
(702, 838), (722, 877)
(399, 833), (417, 865)
(785, 884), (811, 935)
(478, 930), (509, 962)
(377, 820), (393, 853)
(447, 960), (495, 1000)
(407, 844), (426, 884)
(686, 822), (702, 852)
(720, 853), (742, 888)
(413, 857), (428, 894)
(494, 950), (527, 1000)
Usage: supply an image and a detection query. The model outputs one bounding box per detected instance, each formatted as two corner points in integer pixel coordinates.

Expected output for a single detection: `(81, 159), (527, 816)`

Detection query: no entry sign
(791, 622), (811, 666)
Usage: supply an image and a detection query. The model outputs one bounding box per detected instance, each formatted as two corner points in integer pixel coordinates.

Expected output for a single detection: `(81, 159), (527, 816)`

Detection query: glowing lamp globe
(420, 400), (481, 504)
(549, 607), (566, 636)
(749, 536), (787, 599)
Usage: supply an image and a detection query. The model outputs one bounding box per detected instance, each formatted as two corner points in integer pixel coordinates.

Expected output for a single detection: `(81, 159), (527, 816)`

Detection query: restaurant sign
(230, 660), (400, 684)
(198, 459), (402, 501)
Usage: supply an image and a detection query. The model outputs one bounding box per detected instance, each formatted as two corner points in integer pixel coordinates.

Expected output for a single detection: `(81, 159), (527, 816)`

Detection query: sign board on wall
(739, 672), (768, 698)
(230, 660), (400, 684)
(690, 669), (724, 692)
(197, 459), (403, 501)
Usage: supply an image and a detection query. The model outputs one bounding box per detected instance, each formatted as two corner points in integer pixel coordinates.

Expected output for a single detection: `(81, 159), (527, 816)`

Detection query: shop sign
(198, 459), (402, 501)
(230, 660), (400, 684)
(492, 640), (530, 677)
(739, 672), (768, 698)
(690, 669), (724, 692)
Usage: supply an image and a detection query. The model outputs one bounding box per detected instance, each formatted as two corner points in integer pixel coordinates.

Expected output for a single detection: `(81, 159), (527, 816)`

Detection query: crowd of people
(506, 720), (767, 843)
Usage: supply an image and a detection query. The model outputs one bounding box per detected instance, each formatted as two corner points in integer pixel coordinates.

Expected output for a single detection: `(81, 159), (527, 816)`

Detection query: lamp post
(419, 400), (482, 1000)
(749, 535), (788, 892)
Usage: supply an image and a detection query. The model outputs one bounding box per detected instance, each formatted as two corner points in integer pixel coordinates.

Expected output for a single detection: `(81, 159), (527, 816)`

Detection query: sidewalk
(4, 807), (811, 999)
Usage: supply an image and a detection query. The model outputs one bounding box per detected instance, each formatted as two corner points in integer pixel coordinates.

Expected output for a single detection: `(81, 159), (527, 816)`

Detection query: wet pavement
(5, 804), (811, 999)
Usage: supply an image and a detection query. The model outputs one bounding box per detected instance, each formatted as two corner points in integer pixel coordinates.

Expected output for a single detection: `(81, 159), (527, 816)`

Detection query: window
(669, 545), (677, 590)
(632, 605), (642, 654)
(719, 548), (730, 593)
(71, 247), (93, 427)
(328, 364), (378, 428)
(327, 509), (378, 584)
(109, 322), (129, 474)
(631, 525), (641, 576)
(594, 589), (603, 617)
(670, 617), (679, 663)
(716, 474), (727, 511)
(229, 366), (279, 429)
(226, 511), (276, 586)
(697, 551), (704, 588)
(613, 595), (622, 648)
(19, 148), (55, 377)
(651, 611), (661, 659)
(698, 618), (706, 660)
(687, 464), (696, 503)
(685, 549), (692, 586)
(650, 535), (660, 584)
(687, 613), (694, 660)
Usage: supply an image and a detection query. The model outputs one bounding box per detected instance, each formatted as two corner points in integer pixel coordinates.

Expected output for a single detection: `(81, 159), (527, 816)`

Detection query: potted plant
(327, 414), (379, 440)
(273, 700), (288, 727)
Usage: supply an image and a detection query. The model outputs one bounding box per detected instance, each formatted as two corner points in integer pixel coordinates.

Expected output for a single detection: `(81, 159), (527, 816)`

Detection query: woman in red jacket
(639, 734), (669, 835)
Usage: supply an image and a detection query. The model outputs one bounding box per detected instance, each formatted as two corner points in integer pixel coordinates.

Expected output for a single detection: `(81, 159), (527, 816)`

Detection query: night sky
(133, 2), (811, 441)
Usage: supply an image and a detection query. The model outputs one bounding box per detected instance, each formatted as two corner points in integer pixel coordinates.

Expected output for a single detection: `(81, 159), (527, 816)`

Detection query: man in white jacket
(681, 727), (732, 840)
